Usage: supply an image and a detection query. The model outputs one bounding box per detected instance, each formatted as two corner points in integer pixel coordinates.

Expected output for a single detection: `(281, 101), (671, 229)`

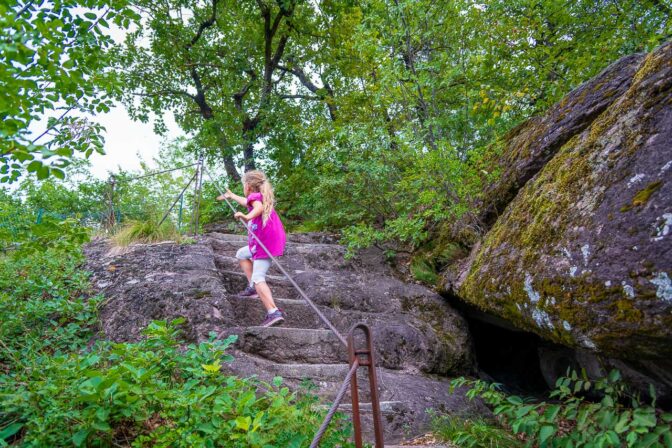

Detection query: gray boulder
(448, 41), (672, 394)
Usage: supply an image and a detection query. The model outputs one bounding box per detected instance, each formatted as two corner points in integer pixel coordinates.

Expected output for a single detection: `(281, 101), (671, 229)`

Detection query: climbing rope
(309, 359), (360, 448)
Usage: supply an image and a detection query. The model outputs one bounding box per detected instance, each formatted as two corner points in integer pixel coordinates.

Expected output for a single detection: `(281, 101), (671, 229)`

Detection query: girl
(217, 170), (287, 327)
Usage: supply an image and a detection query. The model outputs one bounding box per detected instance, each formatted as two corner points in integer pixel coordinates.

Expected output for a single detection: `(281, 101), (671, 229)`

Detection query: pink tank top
(246, 192), (286, 260)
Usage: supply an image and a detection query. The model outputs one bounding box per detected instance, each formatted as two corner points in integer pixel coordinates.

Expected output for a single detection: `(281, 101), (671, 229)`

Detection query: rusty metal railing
(204, 167), (384, 447)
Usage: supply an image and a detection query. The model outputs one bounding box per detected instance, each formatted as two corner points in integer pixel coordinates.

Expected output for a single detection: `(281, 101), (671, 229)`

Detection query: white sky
(86, 106), (183, 179)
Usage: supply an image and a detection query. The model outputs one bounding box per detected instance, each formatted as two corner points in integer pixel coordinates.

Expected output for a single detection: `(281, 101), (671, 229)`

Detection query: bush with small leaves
(446, 371), (672, 448)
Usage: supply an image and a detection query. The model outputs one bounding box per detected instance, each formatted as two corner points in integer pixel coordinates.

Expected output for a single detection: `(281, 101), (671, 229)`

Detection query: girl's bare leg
(255, 281), (277, 312)
(239, 259), (253, 285)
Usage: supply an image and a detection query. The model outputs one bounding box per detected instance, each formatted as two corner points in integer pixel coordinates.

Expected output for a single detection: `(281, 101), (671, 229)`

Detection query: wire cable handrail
(112, 162), (200, 183)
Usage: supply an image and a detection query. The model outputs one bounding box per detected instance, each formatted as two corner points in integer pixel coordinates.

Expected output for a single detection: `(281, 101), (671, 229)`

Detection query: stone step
(219, 344), (481, 444)
(228, 296), (325, 329)
(233, 326), (347, 364)
(224, 353), (420, 442)
(225, 353), (349, 398)
(325, 401), (424, 444)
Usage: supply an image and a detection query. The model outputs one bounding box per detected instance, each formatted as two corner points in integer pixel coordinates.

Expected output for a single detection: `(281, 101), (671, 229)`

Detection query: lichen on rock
(454, 41), (672, 365)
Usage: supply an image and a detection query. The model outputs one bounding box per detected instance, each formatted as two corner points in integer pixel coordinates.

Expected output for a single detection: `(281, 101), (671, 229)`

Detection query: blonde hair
(243, 170), (275, 226)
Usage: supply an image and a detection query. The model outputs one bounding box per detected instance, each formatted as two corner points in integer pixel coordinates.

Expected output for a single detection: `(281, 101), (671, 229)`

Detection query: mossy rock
(458, 41), (672, 361)
(476, 51), (646, 228)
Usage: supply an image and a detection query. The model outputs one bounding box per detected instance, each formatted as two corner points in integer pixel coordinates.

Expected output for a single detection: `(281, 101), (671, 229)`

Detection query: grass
(112, 218), (183, 246)
(431, 414), (523, 448)
(410, 256), (439, 285)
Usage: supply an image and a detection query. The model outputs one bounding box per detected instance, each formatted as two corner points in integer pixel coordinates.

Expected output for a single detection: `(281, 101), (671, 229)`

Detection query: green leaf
(13, 151), (34, 162)
(544, 404), (561, 422)
(36, 165), (50, 180)
(632, 408), (657, 428)
(614, 410), (631, 433)
(51, 168), (65, 179)
(639, 433), (660, 447)
(540, 425), (555, 444)
(84, 12), (97, 20)
(605, 430), (619, 445)
(235, 416), (251, 432)
(26, 160), (42, 172)
(72, 429), (89, 447)
(0, 423), (23, 440)
(662, 432), (672, 447)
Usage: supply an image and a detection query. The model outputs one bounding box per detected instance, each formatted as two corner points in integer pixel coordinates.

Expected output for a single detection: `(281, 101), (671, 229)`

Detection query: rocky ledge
(84, 232), (484, 443)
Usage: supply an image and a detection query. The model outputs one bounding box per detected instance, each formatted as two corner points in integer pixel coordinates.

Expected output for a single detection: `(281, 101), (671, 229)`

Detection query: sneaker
(261, 310), (285, 327)
(238, 286), (259, 298)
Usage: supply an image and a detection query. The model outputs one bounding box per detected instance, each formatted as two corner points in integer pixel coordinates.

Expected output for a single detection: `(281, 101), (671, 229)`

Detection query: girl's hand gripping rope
(216, 188), (234, 201)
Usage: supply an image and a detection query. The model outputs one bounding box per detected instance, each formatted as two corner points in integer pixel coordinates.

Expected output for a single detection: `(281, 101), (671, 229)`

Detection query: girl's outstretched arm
(217, 189), (247, 207)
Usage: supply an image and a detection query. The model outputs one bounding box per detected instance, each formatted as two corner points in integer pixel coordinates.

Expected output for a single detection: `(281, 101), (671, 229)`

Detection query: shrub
(446, 371), (672, 448)
(1, 320), (352, 447)
(430, 412), (522, 448)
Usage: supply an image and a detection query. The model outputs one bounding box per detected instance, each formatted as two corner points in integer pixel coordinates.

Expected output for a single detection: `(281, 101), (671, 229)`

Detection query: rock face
(85, 232), (481, 443)
(447, 42), (672, 394)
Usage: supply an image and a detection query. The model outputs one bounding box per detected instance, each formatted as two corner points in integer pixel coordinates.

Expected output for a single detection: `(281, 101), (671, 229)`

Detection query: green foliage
(410, 256), (440, 286)
(18, 159), (108, 217)
(265, 0), (669, 255)
(0, 246), (97, 360)
(430, 412), (522, 448)
(0, 1), (139, 183)
(1, 319), (351, 447)
(447, 370), (672, 448)
(0, 195), (90, 253)
(112, 218), (183, 246)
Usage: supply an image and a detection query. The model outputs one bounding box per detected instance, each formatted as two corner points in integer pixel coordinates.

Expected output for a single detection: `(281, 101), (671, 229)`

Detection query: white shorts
(235, 246), (272, 284)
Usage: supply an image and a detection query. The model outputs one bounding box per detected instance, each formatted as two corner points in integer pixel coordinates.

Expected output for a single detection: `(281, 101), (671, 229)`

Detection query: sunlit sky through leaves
(27, 20), (184, 181)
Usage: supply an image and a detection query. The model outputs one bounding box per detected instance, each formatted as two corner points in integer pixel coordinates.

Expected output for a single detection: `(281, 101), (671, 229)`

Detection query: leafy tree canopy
(0, 0), (139, 183)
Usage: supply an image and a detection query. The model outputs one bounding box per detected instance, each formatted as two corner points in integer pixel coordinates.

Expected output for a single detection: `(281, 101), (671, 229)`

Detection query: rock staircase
(208, 232), (480, 443)
(85, 232), (483, 444)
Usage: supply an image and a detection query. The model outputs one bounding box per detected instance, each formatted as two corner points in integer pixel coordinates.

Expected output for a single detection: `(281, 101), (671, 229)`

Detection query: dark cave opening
(444, 293), (672, 410)
(467, 317), (552, 396)
(444, 294), (563, 397)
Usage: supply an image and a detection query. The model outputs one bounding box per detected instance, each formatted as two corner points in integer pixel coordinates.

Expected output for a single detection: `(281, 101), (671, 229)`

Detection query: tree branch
(31, 104), (77, 144)
(186, 0), (219, 49)
(15, 1), (34, 18)
(277, 64), (337, 120)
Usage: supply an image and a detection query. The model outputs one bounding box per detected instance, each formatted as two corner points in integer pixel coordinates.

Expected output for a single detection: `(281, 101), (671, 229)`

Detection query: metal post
(107, 176), (116, 229)
(36, 208), (44, 224)
(177, 193), (184, 232)
(348, 324), (384, 448)
(190, 157), (204, 236)
(349, 337), (364, 447)
(158, 170), (199, 228)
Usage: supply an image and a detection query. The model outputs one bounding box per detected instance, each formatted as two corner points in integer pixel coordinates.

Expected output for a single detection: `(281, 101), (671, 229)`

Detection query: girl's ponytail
(243, 170), (275, 226)
(259, 178), (274, 226)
